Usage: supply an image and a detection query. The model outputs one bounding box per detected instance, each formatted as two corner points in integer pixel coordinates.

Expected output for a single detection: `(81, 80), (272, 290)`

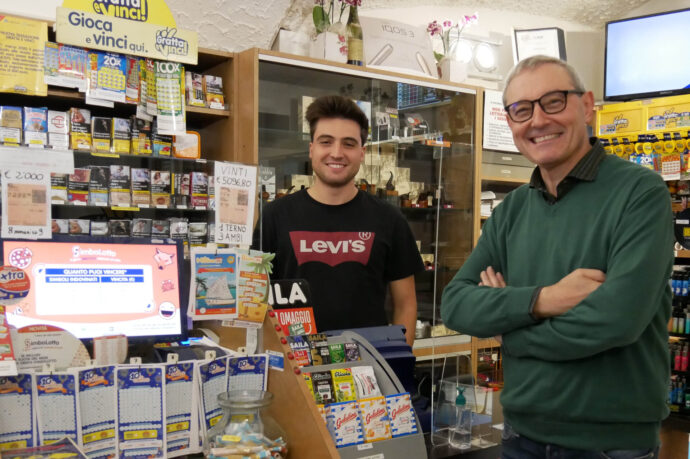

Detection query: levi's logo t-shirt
(289, 231), (375, 266)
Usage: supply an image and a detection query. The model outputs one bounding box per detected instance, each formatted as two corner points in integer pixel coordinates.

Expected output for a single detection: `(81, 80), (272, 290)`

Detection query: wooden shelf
(481, 176), (530, 186)
(676, 250), (690, 259)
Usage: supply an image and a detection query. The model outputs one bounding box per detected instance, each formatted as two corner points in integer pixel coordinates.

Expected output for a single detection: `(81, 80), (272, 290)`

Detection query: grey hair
(502, 55), (586, 105)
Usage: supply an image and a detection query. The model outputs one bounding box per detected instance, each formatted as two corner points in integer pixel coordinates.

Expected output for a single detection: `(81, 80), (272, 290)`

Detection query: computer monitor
(1, 236), (188, 344)
(605, 8), (690, 101)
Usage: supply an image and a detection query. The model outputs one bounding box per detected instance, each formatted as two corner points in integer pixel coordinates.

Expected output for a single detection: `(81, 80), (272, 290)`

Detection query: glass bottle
(346, 5), (363, 66)
(204, 389), (288, 458)
(448, 386), (472, 449)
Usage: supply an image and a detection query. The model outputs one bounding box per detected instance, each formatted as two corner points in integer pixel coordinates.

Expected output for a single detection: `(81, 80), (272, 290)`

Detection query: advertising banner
(0, 16), (48, 96)
(56, 7), (198, 65)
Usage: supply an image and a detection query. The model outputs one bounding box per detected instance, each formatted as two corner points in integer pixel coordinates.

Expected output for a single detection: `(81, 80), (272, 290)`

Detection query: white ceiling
(364, 0), (654, 28)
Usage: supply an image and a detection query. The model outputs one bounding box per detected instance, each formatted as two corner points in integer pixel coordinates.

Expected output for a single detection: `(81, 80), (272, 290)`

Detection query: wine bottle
(346, 6), (363, 66)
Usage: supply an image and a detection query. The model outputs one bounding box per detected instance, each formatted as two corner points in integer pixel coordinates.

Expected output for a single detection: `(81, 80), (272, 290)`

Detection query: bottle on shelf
(346, 5), (363, 66)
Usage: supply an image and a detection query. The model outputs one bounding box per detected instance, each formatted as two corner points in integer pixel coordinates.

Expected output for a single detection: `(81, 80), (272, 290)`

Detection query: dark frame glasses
(504, 90), (585, 123)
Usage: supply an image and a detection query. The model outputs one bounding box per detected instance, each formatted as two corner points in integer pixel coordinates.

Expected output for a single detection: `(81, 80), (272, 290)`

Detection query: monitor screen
(1, 237), (187, 342)
(605, 8), (690, 101)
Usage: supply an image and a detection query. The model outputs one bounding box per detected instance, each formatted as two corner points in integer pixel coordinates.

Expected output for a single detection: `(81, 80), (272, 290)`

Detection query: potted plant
(427, 13), (478, 82)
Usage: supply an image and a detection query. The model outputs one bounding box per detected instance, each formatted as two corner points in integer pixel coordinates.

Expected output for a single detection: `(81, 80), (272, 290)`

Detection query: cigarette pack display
(0, 106), (23, 145)
(50, 173), (68, 204)
(190, 172), (208, 208)
(91, 117), (112, 153)
(152, 120), (172, 156)
(151, 219), (170, 237)
(188, 222), (208, 247)
(90, 221), (109, 236)
(208, 175), (215, 210)
(131, 168), (151, 207)
(203, 75), (225, 109)
(352, 366), (382, 399)
(111, 117), (131, 153)
(358, 396), (392, 443)
(125, 56), (140, 104)
(52, 219), (68, 234)
(150, 170), (171, 207)
(23, 107), (47, 148)
(108, 219), (131, 237)
(311, 370), (335, 405)
(385, 393), (418, 437)
(69, 107), (91, 151)
(109, 164), (131, 207)
(185, 72), (205, 107)
(88, 165), (110, 206)
(326, 401), (364, 447)
(169, 217), (188, 240)
(131, 218), (152, 238)
(173, 172), (190, 208)
(173, 131), (201, 159)
(130, 116), (152, 155)
(68, 168), (91, 204)
(48, 110), (69, 149)
(331, 368), (357, 402)
(69, 219), (90, 235)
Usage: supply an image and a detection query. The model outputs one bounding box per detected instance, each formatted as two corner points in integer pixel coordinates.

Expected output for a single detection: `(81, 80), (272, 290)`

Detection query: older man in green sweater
(441, 55), (673, 457)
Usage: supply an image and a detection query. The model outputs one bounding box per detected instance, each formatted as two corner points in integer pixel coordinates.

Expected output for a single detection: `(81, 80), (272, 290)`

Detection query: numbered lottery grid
(78, 367), (117, 458)
(227, 355), (268, 392)
(35, 372), (79, 443)
(156, 78), (182, 113)
(0, 374), (34, 448)
(165, 363), (197, 455)
(97, 67), (126, 92)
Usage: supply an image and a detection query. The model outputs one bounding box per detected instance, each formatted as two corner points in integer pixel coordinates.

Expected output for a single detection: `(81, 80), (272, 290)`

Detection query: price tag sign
(1, 168), (51, 239)
(214, 162), (257, 246)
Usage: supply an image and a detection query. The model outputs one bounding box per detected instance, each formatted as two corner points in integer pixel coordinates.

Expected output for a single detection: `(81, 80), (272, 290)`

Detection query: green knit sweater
(441, 151), (673, 450)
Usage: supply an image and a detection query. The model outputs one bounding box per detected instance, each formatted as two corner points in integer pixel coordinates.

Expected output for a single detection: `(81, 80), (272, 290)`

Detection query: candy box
(358, 396), (392, 443)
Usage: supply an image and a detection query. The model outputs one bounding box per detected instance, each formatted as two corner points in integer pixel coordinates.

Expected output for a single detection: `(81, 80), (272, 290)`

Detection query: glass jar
(204, 389), (288, 458)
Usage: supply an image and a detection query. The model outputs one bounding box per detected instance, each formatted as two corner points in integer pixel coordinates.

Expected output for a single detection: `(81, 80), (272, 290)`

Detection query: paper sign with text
(483, 89), (519, 153)
(214, 162), (257, 246)
(0, 15), (48, 96)
(2, 169), (51, 239)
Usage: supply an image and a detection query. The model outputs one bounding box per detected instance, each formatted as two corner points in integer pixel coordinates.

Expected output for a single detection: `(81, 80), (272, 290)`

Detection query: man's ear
(582, 91), (595, 124)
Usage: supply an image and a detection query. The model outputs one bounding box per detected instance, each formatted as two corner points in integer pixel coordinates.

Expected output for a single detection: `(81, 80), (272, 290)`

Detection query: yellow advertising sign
(61, 0), (177, 27)
(0, 15), (48, 96)
(56, 8), (198, 65)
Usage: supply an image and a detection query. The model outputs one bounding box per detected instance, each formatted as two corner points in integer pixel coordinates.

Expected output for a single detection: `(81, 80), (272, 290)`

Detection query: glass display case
(244, 51), (478, 335)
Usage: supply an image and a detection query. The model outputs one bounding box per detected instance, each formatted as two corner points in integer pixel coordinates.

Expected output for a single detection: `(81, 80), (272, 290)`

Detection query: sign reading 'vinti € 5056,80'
(55, 7), (198, 65)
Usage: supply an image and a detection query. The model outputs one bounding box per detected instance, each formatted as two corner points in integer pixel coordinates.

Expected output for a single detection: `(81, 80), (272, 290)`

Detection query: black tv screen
(605, 8), (690, 101)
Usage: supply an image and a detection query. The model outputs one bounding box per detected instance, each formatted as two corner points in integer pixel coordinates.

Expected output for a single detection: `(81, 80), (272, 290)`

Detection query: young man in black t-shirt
(253, 95), (423, 345)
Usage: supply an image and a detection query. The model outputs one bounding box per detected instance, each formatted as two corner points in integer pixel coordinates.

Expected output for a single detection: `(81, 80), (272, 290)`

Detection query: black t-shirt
(253, 189), (424, 332)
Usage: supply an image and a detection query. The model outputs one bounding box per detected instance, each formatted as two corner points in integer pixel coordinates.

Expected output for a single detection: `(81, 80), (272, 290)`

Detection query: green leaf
(434, 51), (445, 63)
(313, 6), (330, 34)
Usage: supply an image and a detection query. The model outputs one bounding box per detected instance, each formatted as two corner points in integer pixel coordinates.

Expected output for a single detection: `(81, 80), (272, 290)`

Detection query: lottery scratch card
(164, 362), (199, 457)
(90, 52), (126, 103)
(145, 59), (157, 117)
(58, 44), (88, 91)
(126, 57), (140, 104)
(233, 252), (269, 328)
(117, 366), (165, 459)
(78, 366), (117, 459)
(198, 356), (228, 432)
(35, 371), (79, 444)
(227, 354), (268, 392)
(44, 42), (60, 86)
(136, 60), (153, 122)
(155, 61), (186, 135)
(0, 374), (35, 449)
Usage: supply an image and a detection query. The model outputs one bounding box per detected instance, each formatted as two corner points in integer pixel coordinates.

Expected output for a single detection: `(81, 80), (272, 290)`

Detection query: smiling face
(504, 63), (594, 177)
(309, 117), (365, 190)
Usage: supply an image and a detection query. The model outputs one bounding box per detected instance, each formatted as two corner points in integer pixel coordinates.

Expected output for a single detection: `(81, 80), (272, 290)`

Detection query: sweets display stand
(206, 316), (427, 458)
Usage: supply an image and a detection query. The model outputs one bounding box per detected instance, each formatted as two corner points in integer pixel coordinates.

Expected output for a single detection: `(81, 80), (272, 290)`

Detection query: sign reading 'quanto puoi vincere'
(55, 7), (198, 65)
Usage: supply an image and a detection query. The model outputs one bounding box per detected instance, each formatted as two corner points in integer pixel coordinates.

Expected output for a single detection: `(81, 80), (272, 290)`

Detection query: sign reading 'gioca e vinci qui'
(55, 6), (198, 65)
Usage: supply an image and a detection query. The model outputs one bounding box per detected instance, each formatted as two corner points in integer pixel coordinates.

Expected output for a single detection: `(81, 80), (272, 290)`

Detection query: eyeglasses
(504, 90), (585, 123)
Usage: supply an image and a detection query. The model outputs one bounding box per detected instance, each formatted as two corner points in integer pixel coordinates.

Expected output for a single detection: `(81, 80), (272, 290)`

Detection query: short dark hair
(305, 95), (369, 146)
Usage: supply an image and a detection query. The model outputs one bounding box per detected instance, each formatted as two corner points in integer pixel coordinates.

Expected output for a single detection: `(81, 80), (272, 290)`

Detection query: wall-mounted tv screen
(605, 8), (690, 101)
(1, 237), (187, 343)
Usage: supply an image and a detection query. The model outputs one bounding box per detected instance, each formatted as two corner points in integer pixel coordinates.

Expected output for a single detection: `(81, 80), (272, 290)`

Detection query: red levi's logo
(290, 231), (375, 267)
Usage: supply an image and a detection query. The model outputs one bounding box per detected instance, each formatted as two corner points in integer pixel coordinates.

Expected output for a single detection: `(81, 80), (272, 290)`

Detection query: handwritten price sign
(1, 167), (51, 239)
(214, 162), (257, 246)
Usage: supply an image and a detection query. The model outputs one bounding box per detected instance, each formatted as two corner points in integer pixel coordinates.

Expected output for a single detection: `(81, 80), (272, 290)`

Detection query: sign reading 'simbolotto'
(55, 6), (198, 65)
